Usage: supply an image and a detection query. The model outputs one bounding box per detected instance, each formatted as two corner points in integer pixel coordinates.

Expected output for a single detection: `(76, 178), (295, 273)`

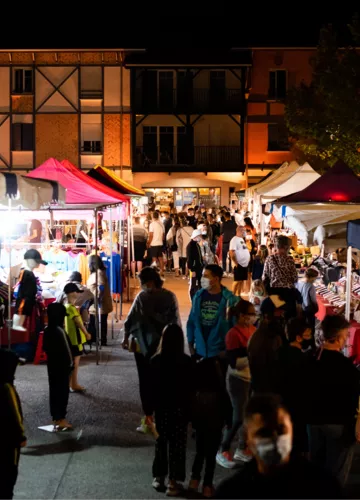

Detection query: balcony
(133, 88), (243, 114)
(133, 146), (242, 173)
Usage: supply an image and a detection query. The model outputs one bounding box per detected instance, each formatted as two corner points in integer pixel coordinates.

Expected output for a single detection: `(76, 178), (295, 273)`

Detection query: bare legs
(70, 356), (84, 392)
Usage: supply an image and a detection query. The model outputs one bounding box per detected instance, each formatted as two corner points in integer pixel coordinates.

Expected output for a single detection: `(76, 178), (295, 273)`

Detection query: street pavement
(12, 275), (360, 499)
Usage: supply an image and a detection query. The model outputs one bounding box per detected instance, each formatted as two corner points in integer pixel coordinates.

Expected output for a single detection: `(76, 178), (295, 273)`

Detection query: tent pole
(119, 213), (123, 319)
(7, 198), (12, 349)
(260, 197), (265, 245)
(109, 207), (114, 340)
(94, 208), (100, 365)
(345, 246), (352, 325)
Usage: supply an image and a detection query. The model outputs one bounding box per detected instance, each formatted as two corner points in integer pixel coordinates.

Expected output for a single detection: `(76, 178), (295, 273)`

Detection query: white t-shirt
(229, 236), (251, 267)
(149, 220), (165, 247)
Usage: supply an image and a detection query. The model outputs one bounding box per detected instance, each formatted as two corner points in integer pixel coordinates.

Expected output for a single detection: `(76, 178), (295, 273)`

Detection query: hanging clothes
(78, 253), (90, 284)
(42, 249), (70, 272)
(100, 252), (121, 294)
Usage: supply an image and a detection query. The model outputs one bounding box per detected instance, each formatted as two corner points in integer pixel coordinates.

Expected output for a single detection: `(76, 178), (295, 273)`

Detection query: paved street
(12, 275), (360, 499)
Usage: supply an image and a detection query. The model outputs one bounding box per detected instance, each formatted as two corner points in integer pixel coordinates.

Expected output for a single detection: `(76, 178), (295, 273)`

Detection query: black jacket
(43, 325), (73, 370)
(187, 240), (204, 274)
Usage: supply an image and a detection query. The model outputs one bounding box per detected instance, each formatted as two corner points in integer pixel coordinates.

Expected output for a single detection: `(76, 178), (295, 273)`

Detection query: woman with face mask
(216, 300), (257, 469)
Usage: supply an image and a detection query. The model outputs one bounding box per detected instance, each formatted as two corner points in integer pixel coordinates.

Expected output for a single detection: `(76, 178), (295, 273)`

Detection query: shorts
(133, 241), (146, 262)
(234, 264), (248, 281)
(71, 344), (83, 357)
(149, 245), (163, 259)
(15, 298), (35, 316)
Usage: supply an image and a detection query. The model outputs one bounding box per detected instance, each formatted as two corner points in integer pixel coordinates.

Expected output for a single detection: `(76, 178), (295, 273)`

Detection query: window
(268, 70), (287, 100)
(267, 124), (289, 151)
(13, 69), (33, 94)
(12, 123), (34, 151)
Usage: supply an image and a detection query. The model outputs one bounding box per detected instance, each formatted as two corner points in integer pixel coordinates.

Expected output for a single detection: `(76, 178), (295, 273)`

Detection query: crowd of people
(1, 205), (360, 499)
(122, 206), (360, 499)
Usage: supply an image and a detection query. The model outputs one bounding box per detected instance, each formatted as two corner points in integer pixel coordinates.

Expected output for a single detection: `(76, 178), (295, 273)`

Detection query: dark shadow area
(22, 438), (90, 456)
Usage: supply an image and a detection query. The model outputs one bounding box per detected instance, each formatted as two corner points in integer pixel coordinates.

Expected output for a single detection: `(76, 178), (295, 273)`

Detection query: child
(62, 283), (91, 392)
(216, 300), (257, 470)
(149, 324), (192, 496)
(0, 349), (27, 499)
(252, 245), (268, 281)
(43, 302), (74, 430)
(249, 279), (267, 316)
(189, 357), (230, 498)
(296, 268), (319, 337)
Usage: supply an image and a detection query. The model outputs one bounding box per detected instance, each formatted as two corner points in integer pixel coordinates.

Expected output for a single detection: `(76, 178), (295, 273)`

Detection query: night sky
(2, 10), (359, 49)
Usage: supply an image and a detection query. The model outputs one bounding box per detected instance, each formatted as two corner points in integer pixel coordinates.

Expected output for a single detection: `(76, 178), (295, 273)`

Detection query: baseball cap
(191, 229), (202, 240)
(63, 283), (84, 294)
(24, 249), (47, 265)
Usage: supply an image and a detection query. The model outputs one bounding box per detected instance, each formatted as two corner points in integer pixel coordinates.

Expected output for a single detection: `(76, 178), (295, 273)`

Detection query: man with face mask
(275, 318), (313, 457)
(307, 314), (360, 487)
(187, 264), (238, 361)
(216, 394), (341, 499)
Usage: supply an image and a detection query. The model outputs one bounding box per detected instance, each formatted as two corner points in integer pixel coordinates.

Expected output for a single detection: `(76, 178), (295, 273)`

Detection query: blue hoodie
(187, 287), (239, 358)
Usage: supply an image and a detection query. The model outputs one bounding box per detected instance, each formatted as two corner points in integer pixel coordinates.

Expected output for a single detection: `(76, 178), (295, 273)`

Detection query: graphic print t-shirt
(200, 290), (222, 341)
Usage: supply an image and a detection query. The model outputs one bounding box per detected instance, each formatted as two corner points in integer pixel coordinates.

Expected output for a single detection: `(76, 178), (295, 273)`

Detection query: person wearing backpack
(122, 267), (181, 434)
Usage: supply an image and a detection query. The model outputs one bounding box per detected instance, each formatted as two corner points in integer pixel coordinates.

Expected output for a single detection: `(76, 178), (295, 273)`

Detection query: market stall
(247, 161), (320, 243)
(0, 158), (130, 363)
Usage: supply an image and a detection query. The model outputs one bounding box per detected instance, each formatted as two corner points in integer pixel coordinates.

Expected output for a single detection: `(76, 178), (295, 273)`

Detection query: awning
(27, 158), (129, 206)
(87, 165), (145, 196)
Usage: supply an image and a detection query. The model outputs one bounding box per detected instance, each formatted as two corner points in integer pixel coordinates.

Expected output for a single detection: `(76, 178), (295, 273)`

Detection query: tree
(285, 19), (360, 172)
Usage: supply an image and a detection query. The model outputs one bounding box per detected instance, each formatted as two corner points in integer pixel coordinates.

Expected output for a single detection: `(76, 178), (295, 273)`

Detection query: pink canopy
(27, 158), (129, 205)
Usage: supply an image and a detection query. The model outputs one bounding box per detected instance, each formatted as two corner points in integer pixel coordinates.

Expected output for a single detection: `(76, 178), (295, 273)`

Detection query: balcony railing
(133, 88), (243, 113)
(134, 146), (241, 172)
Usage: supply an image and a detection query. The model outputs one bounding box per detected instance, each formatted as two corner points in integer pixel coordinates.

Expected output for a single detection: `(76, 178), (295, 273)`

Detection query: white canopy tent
(250, 161), (320, 243)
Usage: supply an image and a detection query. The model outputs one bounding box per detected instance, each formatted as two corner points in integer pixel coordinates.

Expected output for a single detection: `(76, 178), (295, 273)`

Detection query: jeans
(189, 275), (201, 300)
(221, 375), (250, 452)
(134, 352), (153, 416)
(192, 428), (222, 486)
(222, 243), (231, 273)
(153, 408), (188, 481)
(180, 257), (187, 276)
(47, 365), (70, 421)
(308, 424), (355, 486)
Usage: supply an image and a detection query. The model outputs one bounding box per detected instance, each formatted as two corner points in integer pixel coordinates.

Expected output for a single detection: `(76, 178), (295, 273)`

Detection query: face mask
(254, 290), (263, 297)
(252, 434), (292, 467)
(201, 277), (211, 290)
(301, 338), (312, 350)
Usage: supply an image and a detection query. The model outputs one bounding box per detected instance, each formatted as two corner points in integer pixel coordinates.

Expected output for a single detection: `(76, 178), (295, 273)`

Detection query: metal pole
(94, 208), (100, 365)
(109, 207), (114, 339)
(119, 210), (123, 319)
(127, 212), (130, 302)
(130, 202), (135, 289)
(120, 51), (124, 179)
(7, 198), (12, 349)
(345, 246), (352, 323)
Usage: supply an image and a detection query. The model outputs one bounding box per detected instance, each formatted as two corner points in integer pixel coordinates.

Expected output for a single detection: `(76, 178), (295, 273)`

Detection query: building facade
(0, 47), (315, 207)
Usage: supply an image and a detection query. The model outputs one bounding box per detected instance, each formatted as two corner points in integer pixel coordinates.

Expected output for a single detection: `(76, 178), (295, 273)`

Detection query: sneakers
(152, 477), (166, 492)
(166, 482), (183, 497)
(234, 447), (252, 463)
(188, 479), (200, 492)
(203, 485), (216, 498)
(216, 451), (236, 469)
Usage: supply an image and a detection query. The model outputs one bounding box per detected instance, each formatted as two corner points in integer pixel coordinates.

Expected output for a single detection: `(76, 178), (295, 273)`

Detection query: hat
(191, 229), (202, 240)
(63, 283), (84, 294)
(24, 249), (47, 265)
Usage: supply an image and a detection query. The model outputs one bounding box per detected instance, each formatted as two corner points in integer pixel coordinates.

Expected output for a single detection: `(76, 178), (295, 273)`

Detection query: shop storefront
(145, 187), (221, 211)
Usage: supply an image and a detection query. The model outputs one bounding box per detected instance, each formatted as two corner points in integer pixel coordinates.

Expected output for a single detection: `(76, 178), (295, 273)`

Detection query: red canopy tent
(278, 161), (360, 204)
(27, 158), (129, 205)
